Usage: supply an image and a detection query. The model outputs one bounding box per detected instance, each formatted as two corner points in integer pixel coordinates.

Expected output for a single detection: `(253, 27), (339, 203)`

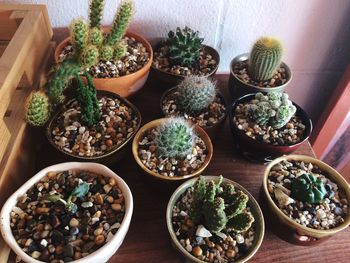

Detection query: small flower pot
(132, 118), (213, 184)
(46, 90), (141, 165)
(152, 40), (220, 88)
(229, 94), (312, 162)
(54, 31), (153, 98)
(0, 162), (133, 263)
(160, 87), (228, 140)
(166, 175), (265, 263)
(262, 155), (350, 245)
(228, 53), (292, 99)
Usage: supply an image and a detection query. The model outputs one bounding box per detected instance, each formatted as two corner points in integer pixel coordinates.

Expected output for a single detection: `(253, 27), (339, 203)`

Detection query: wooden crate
(0, 4), (54, 262)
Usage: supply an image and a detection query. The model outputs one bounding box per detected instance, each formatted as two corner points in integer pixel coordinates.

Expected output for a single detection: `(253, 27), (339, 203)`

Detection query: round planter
(166, 175), (265, 263)
(132, 118), (213, 183)
(151, 40), (220, 88)
(228, 53), (292, 99)
(229, 94), (312, 161)
(54, 31), (153, 98)
(46, 90), (141, 165)
(0, 162), (133, 263)
(160, 87), (228, 140)
(262, 155), (350, 243)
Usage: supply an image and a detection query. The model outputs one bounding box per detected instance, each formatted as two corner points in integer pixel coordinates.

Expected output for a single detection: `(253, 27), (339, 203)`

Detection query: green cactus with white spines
(177, 76), (216, 113)
(89, 27), (103, 46)
(99, 45), (114, 61)
(70, 19), (89, 53)
(154, 117), (195, 159)
(89, 0), (105, 28)
(79, 44), (99, 67)
(248, 37), (283, 81)
(25, 91), (50, 126)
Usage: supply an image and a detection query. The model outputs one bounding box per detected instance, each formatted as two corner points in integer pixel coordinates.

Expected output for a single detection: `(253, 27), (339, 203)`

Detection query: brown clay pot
(54, 31), (153, 98)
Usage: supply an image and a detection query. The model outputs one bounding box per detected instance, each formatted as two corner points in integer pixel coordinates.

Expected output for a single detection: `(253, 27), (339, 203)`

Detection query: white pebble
(236, 234), (244, 244)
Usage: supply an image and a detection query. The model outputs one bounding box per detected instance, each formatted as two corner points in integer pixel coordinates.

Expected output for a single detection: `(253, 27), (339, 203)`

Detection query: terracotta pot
(132, 118), (213, 184)
(166, 175), (265, 263)
(228, 53), (292, 99)
(151, 40), (220, 88)
(160, 87), (228, 140)
(262, 155), (350, 241)
(229, 94), (312, 162)
(46, 90), (141, 165)
(54, 31), (153, 98)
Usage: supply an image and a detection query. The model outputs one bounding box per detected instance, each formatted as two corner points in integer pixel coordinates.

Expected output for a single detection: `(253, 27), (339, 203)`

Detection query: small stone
(63, 244), (74, 258)
(334, 207), (344, 216)
(195, 225), (212, 237)
(95, 193), (104, 204)
(215, 232), (227, 240)
(94, 227), (103, 236)
(82, 241), (95, 252)
(103, 184), (112, 194)
(81, 201), (93, 208)
(35, 207), (50, 214)
(106, 139), (113, 147)
(94, 234), (105, 245)
(112, 203), (122, 211)
(316, 209), (326, 220)
(192, 246), (202, 257)
(186, 244), (192, 252)
(31, 251), (41, 259)
(69, 218), (79, 228)
(236, 234), (244, 244)
(226, 249), (236, 258)
(274, 188), (295, 207)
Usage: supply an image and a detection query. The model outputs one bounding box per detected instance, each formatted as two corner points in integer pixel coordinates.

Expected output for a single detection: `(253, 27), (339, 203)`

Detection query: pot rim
(262, 155), (350, 236)
(46, 90), (142, 160)
(0, 162), (134, 263)
(132, 118), (213, 181)
(166, 175), (265, 263)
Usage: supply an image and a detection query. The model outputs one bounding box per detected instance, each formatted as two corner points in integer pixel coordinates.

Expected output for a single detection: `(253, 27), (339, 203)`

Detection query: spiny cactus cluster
(167, 26), (203, 67)
(154, 118), (196, 158)
(246, 92), (296, 129)
(248, 37), (283, 81)
(291, 173), (327, 204)
(177, 76), (216, 113)
(190, 176), (255, 233)
(25, 91), (50, 126)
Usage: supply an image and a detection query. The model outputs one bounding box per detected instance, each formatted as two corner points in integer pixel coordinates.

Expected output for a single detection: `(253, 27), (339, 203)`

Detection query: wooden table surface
(13, 74), (350, 263)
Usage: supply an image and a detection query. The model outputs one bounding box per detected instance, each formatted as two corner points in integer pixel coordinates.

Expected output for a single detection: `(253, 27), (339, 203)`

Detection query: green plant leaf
(70, 182), (90, 198)
(43, 194), (64, 203)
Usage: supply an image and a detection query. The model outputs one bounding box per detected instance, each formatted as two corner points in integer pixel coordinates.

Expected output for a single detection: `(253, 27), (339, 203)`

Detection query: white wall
(3, 0), (350, 121)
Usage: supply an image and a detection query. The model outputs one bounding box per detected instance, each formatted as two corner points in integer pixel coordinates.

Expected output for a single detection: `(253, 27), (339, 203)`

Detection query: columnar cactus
(79, 45), (99, 67)
(70, 19), (89, 53)
(291, 173), (327, 204)
(99, 45), (114, 61)
(89, 0), (105, 28)
(247, 91), (296, 129)
(248, 37), (283, 81)
(167, 27), (203, 67)
(114, 42), (128, 60)
(154, 118), (195, 158)
(177, 76), (216, 113)
(25, 91), (50, 126)
(189, 176), (255, 233)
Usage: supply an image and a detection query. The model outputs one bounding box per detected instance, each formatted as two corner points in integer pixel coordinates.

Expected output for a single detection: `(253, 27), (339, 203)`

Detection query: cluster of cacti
(246, 91), (296, 129)
(248, 37), (283, 81)
(291, 173), (327, 204)
(177, 76), (216, 113)
(154, 118), (195, 158)
(189, 176), (255, 233)
(167, 26), (203, 67)
(25, 91), (51, 126)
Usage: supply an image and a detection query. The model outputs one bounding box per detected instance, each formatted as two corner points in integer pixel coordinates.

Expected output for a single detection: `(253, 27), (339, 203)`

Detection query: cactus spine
(248, 37), (283, 81)
(70, 19), (89, 53)
(89, 0), (105, 28)
(25, 91), (50, 126)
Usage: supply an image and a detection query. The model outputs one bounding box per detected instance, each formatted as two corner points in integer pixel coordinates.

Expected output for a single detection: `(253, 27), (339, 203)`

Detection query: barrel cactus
(25, 91), (50, 126)
(167, 26), (203, 67)
(177, 76), (216, 113)
(154, 118), (195, 158)
(291, 173), (327, 204)
(189, 176), (255, 233)
(248, 37), (283, 81)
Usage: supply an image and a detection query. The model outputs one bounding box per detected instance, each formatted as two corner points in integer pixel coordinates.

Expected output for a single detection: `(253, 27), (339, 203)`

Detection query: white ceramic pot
(0, 162), (133, 263)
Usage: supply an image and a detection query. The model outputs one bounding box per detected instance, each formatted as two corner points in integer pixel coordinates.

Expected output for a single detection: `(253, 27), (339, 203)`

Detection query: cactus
(189, 176), (255, 233)
(114, 41), (128, 60)
(25, 91), (50, 126)
(89, 27), (103, 46)
(167, 26), (203, 67)
(291, 173), (327, 204)
(177, 76), (216, 113)
(70, 19), (89, 53)
(248, 37), (283, 81)
(99, 45), (114, 61)
(105, 0), (134, 46)
(89, 0), (105, 28)
(79, 44), (99, 67)
(154, 117), (195, 159)
(246, 91), (296, 129)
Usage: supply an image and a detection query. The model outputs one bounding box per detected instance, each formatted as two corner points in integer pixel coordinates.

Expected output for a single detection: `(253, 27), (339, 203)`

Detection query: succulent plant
(248, 37), (283, 81)
(114, 41), (128, 60)
(189, 176), (255, 233)
(167, 26), (203, 67)
(79, 44), (99, 67)
(177, 76), (216, 113)
(99, 45), (114, 61)
(89, 27), (103, 46)
(291, 173), (327, 204)
(246, 91), (296, 129)
(70, 19), (89, 53)
(154, 117), (195, 158)
(25, 91), (50, 126)
(89, 0), (105, 28)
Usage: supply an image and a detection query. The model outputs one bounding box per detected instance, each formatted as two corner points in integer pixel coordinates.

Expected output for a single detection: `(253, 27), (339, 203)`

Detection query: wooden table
(9, 74), (350, 262)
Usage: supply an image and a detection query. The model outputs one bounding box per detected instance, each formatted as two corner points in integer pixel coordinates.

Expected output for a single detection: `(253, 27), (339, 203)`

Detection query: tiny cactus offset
(114, 41), (128, 60)
(25, 91), (50, 126)
(79, 44), (99, 67)
(248, 37), (283, 81)
(70, 19), (89, 53)
(291, 173), (327, 204)
(89, 27), (103, 46)
(89, 0), (105, 28)
(99, 45), (114, 61)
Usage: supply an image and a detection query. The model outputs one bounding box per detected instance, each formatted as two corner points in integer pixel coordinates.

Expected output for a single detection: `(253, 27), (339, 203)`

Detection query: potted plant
(25, 59), (141, 164)
(160, 76), (227, 139)
(229, 91), (312, 161)
(262, 155), (350, 244)
(132, 117), (213, 183)
(228, 37), (292, 99)
(166, 175), (264, 262)
(54, 0), (153, 97)
(0, 162), (133, 262)
(152, 26), (220, 87)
